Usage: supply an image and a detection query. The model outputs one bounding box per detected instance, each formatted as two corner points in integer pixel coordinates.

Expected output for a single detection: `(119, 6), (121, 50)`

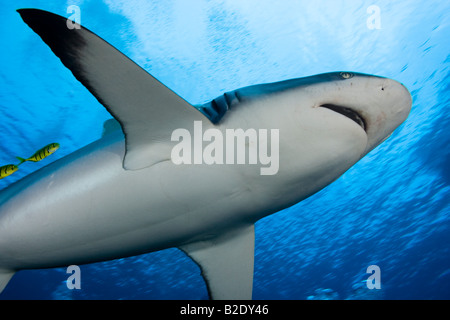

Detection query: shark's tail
(0, 269), (15, 294)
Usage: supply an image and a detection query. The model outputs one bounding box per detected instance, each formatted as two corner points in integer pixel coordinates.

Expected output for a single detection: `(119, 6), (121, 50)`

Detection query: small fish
(17, 143), (60, 165)
(0, 164), (19, 180)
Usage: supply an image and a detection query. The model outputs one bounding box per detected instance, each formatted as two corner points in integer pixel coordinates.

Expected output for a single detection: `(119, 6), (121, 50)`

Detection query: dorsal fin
(18, 9), (211, 170)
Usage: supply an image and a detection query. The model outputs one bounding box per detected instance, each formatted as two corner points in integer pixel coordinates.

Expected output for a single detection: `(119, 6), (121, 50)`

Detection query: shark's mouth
(320, 104), (367, 132)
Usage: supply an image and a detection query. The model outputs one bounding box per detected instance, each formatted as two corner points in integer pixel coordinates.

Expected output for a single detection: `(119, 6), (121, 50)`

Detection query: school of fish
(0, 143), (59, 180)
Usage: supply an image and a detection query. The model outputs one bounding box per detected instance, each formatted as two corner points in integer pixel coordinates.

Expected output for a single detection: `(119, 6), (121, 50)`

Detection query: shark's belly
(0, 135), (256, 270)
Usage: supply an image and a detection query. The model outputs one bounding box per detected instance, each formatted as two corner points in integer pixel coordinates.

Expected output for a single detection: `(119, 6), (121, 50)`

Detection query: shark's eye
(340, 72), (354, 79)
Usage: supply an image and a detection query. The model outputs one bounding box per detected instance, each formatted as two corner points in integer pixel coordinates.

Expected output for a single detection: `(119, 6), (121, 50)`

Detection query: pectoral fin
(180, 225), (255, 300)
(18, 9), (210, 170)
(0, 269), (15, 294)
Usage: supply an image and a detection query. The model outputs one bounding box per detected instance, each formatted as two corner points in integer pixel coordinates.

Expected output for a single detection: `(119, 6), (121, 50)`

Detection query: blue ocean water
(0, 0), (449, 300)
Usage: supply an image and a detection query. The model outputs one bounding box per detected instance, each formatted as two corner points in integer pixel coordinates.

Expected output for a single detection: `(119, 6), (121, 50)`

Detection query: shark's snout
(398, 81), (413, 113)
(362, 77), (412, 154)
(317, 73), (412, 155)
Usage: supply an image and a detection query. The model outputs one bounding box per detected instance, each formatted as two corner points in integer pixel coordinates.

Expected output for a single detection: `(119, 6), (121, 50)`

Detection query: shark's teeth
(320, 104), (367, 131)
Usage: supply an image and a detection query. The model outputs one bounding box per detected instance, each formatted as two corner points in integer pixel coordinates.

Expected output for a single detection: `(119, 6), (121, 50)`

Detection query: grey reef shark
(0, 9), (411, 299)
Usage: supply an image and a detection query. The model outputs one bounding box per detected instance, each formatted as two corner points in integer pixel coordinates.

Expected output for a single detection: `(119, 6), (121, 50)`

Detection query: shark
(0, 9), (411, 299)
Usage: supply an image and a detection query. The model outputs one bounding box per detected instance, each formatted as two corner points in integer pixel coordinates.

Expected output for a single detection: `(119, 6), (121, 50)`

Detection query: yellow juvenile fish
(17, 143), (60, 165)
(0, 164), (19, 180)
